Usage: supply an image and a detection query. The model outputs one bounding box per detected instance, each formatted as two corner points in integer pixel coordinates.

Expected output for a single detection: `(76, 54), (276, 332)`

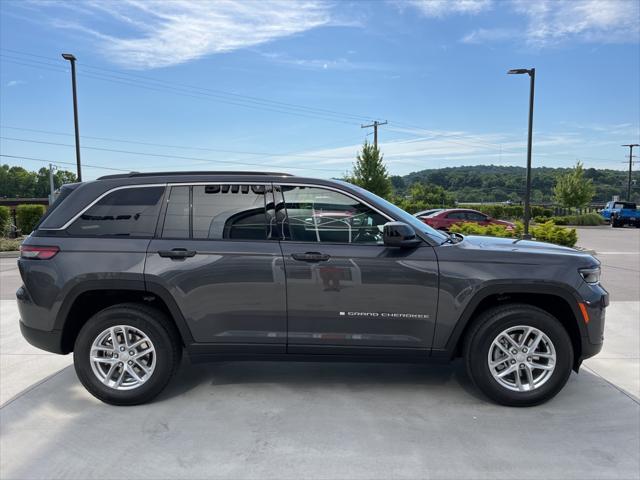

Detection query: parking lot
(1, 226), (639, 479)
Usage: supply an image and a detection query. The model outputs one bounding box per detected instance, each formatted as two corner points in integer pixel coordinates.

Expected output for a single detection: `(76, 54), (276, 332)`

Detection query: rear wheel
(73, 303), (181, 405)
(464, 304), (573, 406)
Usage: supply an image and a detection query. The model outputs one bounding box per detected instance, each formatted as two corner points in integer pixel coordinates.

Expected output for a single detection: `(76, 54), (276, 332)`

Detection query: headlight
(579, 266), (600, 284)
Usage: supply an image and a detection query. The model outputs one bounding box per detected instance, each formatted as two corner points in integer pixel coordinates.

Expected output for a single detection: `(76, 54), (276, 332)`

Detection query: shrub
(0, 206), (10, 237)
(0, 237), (22, 251)
(15, 204), (46, 235)
(530, 221), (577, 247)
(534, 213), (603, 226)
(449, 220), (577, 247)
(449, 222), (516, 238)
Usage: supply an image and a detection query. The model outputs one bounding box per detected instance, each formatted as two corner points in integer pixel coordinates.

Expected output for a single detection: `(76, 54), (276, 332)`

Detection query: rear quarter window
(66, 186), (165, 237)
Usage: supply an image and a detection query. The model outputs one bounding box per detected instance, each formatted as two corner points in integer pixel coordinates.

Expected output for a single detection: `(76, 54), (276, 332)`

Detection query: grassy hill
(391, 165), (638, 204)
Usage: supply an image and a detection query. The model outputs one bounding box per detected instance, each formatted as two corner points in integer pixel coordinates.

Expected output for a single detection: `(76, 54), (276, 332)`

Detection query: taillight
(20, 245), (60, 260)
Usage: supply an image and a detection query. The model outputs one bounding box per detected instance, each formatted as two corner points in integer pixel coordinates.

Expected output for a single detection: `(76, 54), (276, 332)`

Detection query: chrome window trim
(41, 181), (393, 233)
(42, 184), (167, 231)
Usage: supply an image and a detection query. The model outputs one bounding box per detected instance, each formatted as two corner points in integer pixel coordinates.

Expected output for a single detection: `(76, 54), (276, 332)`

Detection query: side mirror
(383, 221), (422, 248)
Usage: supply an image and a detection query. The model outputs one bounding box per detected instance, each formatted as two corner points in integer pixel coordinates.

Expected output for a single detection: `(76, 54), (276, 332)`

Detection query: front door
(275, 184), (439, 353)
(145, 183), (286, 350)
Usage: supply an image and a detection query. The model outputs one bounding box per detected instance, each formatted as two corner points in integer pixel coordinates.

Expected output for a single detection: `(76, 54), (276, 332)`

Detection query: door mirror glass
(383, 222), (422, 248)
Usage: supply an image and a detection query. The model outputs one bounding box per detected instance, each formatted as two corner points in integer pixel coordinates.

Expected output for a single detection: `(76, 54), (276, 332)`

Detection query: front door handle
(158, 248), (196, 259)
(291, 252), (330, 262)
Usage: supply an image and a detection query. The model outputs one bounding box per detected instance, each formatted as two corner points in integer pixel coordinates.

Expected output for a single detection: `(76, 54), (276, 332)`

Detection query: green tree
(553, 161), (596, 209)
(0, 164), (77, 198)
(346, 141), (392, 198)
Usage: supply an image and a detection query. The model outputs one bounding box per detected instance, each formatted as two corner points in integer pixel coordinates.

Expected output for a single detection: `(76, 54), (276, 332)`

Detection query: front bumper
(576, 285), (608, 366)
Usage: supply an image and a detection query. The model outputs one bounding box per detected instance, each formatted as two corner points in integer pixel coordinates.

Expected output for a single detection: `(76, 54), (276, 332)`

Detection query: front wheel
(74, 303), (181, 405)
(464, 304), (573, 406)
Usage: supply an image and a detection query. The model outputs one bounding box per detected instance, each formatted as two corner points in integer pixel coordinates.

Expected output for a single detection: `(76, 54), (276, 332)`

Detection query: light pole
(61, 53), (82, 182)
(621, 144), (639, 200)
(508, 68), (535, 239)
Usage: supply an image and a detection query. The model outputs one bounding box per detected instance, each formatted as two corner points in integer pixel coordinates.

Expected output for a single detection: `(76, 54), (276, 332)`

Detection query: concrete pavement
(0, 227), (638, 479)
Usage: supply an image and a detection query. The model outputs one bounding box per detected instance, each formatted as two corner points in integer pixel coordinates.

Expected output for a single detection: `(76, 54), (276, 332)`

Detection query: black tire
(463, 304), (573, 407)
(73, 303), (181, 406)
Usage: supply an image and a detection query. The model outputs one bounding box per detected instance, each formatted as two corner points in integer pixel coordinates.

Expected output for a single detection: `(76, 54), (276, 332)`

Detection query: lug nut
(118, 362), (123, 366)
(113, 353), (118, 359)
(520, 363), (525, 369)
(128, 360), (133, 365)
(511, 359), (516, 365)
(511, 349), (517, 354)
(120, 346), (125, 352)
(522, 348), (528, 353)
(129, 351), (135, 356)
(527, 357), (532, 362)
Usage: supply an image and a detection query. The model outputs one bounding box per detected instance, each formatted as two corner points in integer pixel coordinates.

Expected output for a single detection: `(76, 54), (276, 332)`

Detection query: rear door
(145, 183), (286, 350)
(275, 184), (439, 353)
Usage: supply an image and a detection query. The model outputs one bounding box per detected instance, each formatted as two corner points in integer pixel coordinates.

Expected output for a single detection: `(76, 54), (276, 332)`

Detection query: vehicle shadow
(157, 356), (483, 403)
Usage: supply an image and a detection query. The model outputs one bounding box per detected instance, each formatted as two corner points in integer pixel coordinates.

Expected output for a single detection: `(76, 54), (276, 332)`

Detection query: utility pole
(48, 163), (57, 205)
(622, 144), (639, 200)
(61, 53), (82, 182)
(361, 120), (387, 148)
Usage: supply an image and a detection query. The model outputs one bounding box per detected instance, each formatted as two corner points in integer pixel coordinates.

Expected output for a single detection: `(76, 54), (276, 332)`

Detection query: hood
(461, 235), (597, 263)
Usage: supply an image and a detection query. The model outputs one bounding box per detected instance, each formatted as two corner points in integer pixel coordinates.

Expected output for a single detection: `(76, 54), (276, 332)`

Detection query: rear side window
(161, 184), (270, 240)
(67, 186), (164, 237)
(446, 212), (466, 219)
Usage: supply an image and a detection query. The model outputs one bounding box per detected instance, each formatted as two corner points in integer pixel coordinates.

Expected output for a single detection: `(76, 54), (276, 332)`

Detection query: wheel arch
(56, 280), (194, 354)
(445, 283), (586, 369)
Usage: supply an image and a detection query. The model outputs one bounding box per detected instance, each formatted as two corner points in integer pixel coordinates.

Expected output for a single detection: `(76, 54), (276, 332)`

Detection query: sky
(0, 0), (639, 180)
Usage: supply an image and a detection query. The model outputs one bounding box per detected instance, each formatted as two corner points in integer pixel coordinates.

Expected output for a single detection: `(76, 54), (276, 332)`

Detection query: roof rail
(97, 171), (293, 180)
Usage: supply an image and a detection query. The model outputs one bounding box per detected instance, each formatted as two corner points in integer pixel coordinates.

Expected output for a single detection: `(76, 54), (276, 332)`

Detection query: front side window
(67, 186), (164, 237)
(447, 212), (466, 220)
(280, 186), (386, 243)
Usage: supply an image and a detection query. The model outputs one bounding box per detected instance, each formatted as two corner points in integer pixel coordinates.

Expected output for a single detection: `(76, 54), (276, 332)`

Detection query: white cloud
(461, 28), (517, 44)
(513, 0), (640, 47)
(38, 0), (334, 69)
(260, 52), (383, 71)
(399, 0), (493, 17)
(460, 0), (640, 46)
(6, 80), (26, 87)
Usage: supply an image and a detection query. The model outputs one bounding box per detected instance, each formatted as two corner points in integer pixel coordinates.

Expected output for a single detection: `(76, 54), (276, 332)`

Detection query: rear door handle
(158, 248), (197, 259)
(291, 252), (330, 262)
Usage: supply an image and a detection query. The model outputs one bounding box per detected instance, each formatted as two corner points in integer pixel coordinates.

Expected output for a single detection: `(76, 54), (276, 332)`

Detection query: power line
(0, 49), (512, 151)
(1, 48), (373, 123)
(0, 136), (344, 173)
(0, 54), (363, 126)
(0, 154), (130, 172)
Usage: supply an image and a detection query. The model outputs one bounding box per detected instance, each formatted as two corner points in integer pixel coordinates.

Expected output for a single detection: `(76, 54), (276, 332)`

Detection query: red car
(422, 208), (515, 231)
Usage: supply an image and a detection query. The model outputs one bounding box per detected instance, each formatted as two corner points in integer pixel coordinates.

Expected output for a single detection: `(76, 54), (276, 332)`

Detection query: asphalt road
(1, 226), (638, 479)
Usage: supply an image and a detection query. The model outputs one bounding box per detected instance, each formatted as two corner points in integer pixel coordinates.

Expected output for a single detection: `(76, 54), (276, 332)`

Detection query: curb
(0, 251), (20, 258)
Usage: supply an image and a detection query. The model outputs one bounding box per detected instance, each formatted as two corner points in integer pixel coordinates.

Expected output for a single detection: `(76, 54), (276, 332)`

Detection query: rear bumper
(19, 321), (65, 354)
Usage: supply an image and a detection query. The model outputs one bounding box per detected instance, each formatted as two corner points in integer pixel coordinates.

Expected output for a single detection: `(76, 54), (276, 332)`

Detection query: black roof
(97, 171), (293, 180)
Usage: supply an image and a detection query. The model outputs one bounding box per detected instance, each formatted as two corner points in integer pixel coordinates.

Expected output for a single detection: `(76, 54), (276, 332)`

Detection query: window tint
(162, 186), (189, 238)
(465, 212), (486, 221)
(192, 184), (268, 240)
(281, 186), (386, 243)
(67, 186), (164, 237)
(446, 212), (466, 220)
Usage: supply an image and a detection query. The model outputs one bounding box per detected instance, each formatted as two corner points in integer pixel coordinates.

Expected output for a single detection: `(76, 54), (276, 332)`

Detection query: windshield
(335, 181), (449, 244)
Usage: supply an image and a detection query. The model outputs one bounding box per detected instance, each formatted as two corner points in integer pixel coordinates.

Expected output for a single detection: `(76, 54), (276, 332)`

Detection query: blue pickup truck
(601, 201), (640, 228)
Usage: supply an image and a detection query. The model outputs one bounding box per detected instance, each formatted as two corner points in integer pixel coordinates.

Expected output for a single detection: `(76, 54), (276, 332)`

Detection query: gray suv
(17, 172), (608, 406)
